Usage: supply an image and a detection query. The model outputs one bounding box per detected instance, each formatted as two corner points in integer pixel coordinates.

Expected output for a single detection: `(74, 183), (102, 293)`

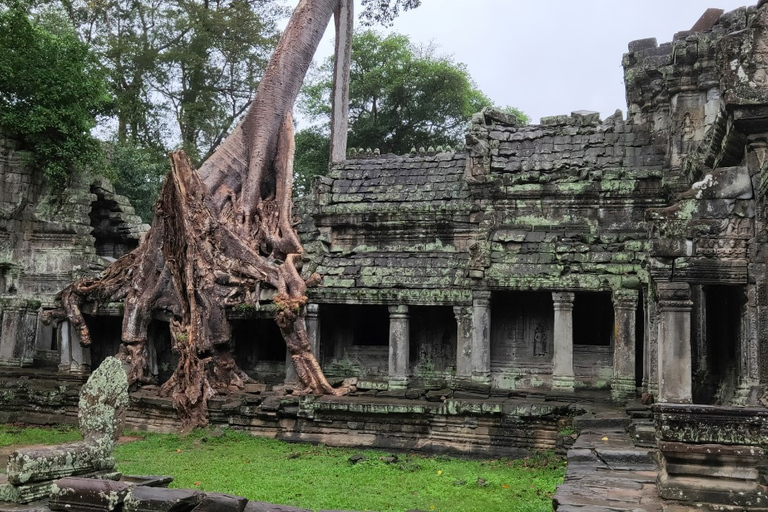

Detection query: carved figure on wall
(533, 323), (548, 356)
(681, 112), (696, 155)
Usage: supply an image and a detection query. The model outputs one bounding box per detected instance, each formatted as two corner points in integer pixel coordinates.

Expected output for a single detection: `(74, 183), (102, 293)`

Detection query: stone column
(388, 305), (410, 389)
(68, 323), (91, 374)
(552, 292), (575, 392)
(643, 292), (659, 396)
(656, 282), (693, 403)
(736, 285), (760, 404)
(306, 303), (321, 357)
(58, 320), (72, 372)
(453, 305), (473, 379)
(0, 301), (37, 367)
(471, 292), (491, 384)
(612, 289), (638, 401)
(287, 303), (322, 385)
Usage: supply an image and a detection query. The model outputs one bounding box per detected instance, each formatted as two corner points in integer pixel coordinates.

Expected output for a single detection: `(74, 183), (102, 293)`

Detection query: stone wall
(0, 134), (148, 369)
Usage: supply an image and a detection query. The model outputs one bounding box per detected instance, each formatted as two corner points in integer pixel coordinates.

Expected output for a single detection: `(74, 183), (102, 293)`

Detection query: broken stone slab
(570, 111), (601, 127)
(7, 441), (115, 485)
(123, 487), (201, 512)
(2, 358), (129, 504)
(191, 493), (247, 512)
(676, 166), (752, 201)
(0, 500), (52, 512)
(49, 477), (131, 512)
(0, 471), (120, 505)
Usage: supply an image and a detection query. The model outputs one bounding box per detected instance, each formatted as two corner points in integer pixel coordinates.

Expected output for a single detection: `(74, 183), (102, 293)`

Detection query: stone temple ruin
(2, 2), (768, 509)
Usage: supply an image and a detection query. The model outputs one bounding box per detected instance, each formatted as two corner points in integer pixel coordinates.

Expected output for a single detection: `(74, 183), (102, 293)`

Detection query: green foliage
(114, 428), (565, 512)
(359, 0), (422, 27)
(293, 126), (330, 197)
(0, 424), (80, 448)
(300, 30), (527, 157)
(0, 1), (110, 186)
(103, 141), (168, 223)
(34, 0), (285, 162)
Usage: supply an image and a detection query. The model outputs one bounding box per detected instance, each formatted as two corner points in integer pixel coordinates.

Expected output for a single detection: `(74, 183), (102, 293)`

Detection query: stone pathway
(553, 426), (667, 511)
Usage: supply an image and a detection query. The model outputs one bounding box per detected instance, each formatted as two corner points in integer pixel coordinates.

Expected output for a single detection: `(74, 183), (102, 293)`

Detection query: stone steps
(553, 427), (665, 511)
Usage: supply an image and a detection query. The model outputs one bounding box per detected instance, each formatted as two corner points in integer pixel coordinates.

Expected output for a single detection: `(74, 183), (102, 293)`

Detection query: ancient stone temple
(3, 1), (768, 509)
(0, 136), (148, 373)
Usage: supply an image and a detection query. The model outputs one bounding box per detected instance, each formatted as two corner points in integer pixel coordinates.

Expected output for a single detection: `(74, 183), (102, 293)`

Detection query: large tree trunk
(59, 0), (352, 431)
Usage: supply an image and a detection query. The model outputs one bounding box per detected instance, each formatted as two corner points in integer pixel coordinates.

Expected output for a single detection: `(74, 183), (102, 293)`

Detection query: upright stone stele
(388, 305), (410, 389)
(656, 281), (693, 403)
(552, 292), (575, 392)
(612, 289), (638, 401)
(0, 357), (128, 503)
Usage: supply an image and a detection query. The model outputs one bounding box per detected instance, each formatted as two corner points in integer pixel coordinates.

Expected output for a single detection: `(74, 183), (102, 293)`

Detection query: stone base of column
(69, 362), (90, 375)
(733, 381), (760, 406)
(388, 376), (409, 390)
(611, 377), (636, 402)
(552, 375), (575, 392)
(470, 371), (491, 386)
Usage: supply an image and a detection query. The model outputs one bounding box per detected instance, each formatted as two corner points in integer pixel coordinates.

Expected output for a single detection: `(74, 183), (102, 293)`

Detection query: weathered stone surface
(78, 357), (129, 443)
(49, 477), (131, 512)
(191, 493), (247, 512)
(123, 487), (201, 512)
(2, 359), (128, 504)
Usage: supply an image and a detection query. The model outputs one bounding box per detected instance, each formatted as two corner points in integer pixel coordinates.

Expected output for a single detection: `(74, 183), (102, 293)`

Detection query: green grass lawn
(0, 425), (565, 512)
(0, 424), (81, 448)
(114, 429), (564, 512)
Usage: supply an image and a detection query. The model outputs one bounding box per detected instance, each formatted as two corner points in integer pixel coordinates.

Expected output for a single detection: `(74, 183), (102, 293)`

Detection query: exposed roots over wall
(59, 116), (351, 430)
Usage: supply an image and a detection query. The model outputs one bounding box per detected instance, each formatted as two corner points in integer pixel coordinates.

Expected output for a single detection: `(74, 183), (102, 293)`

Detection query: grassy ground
(0, 425), (565, 512)
(0, 424), (81, 448)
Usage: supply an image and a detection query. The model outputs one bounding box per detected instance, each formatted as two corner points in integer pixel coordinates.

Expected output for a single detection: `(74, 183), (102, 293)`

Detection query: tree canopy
(45, 0), (286, 163)
(297, 29), (527, 187)
(359, 0), (421, 26)
(0, 0), (110, 185)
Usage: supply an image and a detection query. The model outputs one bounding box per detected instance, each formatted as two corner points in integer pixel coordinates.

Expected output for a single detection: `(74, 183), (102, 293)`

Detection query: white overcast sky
(289, 0), (754, 125)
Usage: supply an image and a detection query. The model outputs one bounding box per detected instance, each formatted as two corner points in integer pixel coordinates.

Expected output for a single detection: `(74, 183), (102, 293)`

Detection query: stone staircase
(553, 408), (666, 511)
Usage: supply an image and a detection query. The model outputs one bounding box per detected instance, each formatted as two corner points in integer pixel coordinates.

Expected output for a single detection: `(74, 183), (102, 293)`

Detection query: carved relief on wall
(533, 322), (548, 357)
(694, 218), (753, 258)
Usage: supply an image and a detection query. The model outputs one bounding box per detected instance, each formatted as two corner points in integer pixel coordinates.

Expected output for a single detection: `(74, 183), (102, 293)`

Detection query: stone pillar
(552, 292), (575, 392)
(58, 321), (72, 372)
(736, 284), (760, 404)
(284, 348), (297, 384)
(656, 282), (693, 403)
(69, 324), (91, 374)
(286, 304), (321, 385)
(612, 289), (638, 401)
(306, 303), (321, 357)
(453, 305), (473, 379)
(388, 305), (410, 389)
(643, 292), (659, 396)
(0, 301), (37, 367)
(471, 292), (491, 384)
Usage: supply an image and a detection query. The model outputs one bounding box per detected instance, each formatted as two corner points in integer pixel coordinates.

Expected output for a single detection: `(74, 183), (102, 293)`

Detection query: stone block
(628, 37), (658, 53)
(192, 493), (248, 512)
(49, 477), (131, 512)
(7, 441), (114, 485)
(124, 487), (202, 512)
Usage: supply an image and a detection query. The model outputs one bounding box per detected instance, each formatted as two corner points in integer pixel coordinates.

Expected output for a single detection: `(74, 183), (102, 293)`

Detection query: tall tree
(0, 0), (110, 186)
(59, 0), (349, 430)
(46, 0), (285, 161)
(300, 30), (525, 156)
